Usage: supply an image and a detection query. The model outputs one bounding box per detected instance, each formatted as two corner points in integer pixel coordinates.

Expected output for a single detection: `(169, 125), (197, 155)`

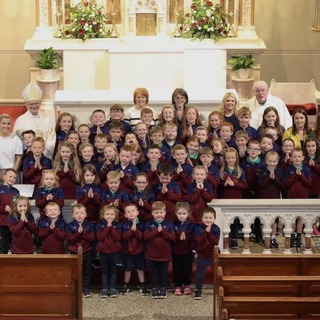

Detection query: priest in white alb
(244, 80), (292, 130)
(13, 82), (56, 159)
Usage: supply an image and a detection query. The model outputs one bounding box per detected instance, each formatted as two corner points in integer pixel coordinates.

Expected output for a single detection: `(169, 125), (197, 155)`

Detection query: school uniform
(76, 184), (101, 223)
(128, 189), (155, 222)
(100, 189), (129, 222)
(23, 154), (52, 187)
(66, 219), (94, 292)
(35, 186), (64, 219)
(184, 181), (214, 224)
(152, 181), (181, 222)
(96, 219), (122, 291)
(172, 161), (193, 196)
(9, 213), (37, 254)
(113, 163), (139, 193)
(0, 184), (20, 253)
(283, 164), (312, 198)
(203, 163), (220, 198)
(194, 223), (220, 291)
(257, 167), (284, 198)
(89, 123), (109, 143)
(144, 218), (175, 290)
(172, 220), (195, 287)
(38, 217), (67, 254)
(56, 164), (78, 199)
(304, 157), (320, 197)
(241, 157), (265, 198)
(218, 169), (248, 199)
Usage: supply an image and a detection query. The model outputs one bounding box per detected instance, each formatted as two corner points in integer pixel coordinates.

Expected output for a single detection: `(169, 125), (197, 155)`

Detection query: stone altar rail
(211, 199), (320, 255)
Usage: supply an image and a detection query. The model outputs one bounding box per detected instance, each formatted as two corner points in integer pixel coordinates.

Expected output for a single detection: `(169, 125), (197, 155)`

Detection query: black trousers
(0, 226), (12, 254)
(82, 250), (92, 290)
(172, 252), (193, 287)
(148, 260), (169, 289)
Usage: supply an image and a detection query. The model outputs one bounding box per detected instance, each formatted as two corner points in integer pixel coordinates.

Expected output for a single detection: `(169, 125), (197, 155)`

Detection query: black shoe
(92, 259), (101, 269)
(83, 288), (92, 298)
(194, 289), (202, 300)
(257, 238), (265, 247)
(120, 284), (129, 295)
(159, 288), (167, 299)
(296, 234), (303, 248)
(270, 238), (279, 248)
(140, 285), (148, 296)
(151, 288), (159, 299)
(290, 234), (297, 248)
(229, 239), (239, 249)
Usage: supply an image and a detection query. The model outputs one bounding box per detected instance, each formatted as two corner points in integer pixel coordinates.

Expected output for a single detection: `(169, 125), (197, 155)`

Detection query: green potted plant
(35, 47), (60, 80)
(228, 54), (256, 79)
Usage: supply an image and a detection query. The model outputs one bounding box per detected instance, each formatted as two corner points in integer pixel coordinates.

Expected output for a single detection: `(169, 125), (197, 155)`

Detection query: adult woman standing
(0, 114), (23, 180)
(282, 108), (311, 149)
(171, 88), (189, 127)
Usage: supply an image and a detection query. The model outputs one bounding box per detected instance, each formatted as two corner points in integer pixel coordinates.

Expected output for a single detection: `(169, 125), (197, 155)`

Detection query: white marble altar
(25, 0), (266, 119)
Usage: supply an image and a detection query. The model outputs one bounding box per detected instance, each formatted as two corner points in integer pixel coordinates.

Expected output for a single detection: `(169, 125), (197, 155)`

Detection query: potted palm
(228, 54), (256, 79)
(35, 47), (60, 80)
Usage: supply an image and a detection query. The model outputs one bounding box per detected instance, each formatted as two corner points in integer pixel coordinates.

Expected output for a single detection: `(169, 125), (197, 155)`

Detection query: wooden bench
(0, 248), (82, 319)
(213, 246), (320, 319)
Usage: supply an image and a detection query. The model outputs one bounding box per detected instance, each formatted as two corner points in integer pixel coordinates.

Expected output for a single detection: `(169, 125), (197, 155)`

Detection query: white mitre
(22, 82), (42, 102)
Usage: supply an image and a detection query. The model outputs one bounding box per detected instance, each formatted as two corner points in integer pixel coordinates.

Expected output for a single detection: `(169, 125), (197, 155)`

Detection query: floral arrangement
(182, 0), (230, 42)
(63, 1), (110, 41)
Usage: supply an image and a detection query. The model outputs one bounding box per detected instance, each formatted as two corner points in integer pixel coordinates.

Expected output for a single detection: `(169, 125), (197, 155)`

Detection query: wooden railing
(213, 246), (320, 319)
(0, 247), (82, 319)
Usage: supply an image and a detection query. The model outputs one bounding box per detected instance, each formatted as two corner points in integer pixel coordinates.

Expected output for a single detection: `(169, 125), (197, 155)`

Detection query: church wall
(256, 0), (320, 86)
(0, 0), (35, 101)
(0, 0), (319, 102)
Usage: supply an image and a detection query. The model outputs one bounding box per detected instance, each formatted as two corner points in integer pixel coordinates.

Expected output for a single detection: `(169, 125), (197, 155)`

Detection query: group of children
(1, 86), (320, 298)
(1, 166), (219, 300)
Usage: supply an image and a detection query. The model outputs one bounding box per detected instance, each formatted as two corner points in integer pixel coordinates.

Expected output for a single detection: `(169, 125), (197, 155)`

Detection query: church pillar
(237, 0), (258, 38)
(34, 0), (54, 40)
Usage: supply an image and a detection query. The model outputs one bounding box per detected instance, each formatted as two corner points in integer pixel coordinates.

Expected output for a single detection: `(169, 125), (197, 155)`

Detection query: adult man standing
(244, 80), (292, 129)
(13, 82), (56, 159)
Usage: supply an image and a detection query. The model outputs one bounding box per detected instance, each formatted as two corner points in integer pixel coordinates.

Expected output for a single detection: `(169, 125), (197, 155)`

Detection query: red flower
(65, 18), (70, 24)
(65, 30), (71, 35)
(88, 20), (93, 25)
(80, 19), (85, 26)
(207, 1), (213, 6)
(84, 2), (89, 7)
(191, 5), (196, 10)
(78, 29), (84, 36)
(98, 11), (102, 16)
(191, 22), (197, 28)
(199, 19), (205, 26)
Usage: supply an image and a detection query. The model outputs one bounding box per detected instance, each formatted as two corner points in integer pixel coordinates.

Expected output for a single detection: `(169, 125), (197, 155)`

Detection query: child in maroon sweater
(152, 164), (181, 222)
(283, 148), (312, 248)
(0, 169), (19, 253)
(120, 204), (147, 296)
(184, 165), (214, 224)
(144, 201), (175, 299)
(96, 204), (122, 298)
(193, 207), (220, 300)
(23, 137), (52, 188)
(35, 169), (64, 220)
(66, 203), (94, 298)
(38, 202), (67, 254)
(172, 202), (195, 296)
(9, 196), (37, 254)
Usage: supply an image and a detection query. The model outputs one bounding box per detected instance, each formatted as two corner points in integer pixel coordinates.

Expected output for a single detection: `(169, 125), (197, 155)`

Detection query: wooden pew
(0, 248), (82, 319)
(214, 246), (320, 319)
